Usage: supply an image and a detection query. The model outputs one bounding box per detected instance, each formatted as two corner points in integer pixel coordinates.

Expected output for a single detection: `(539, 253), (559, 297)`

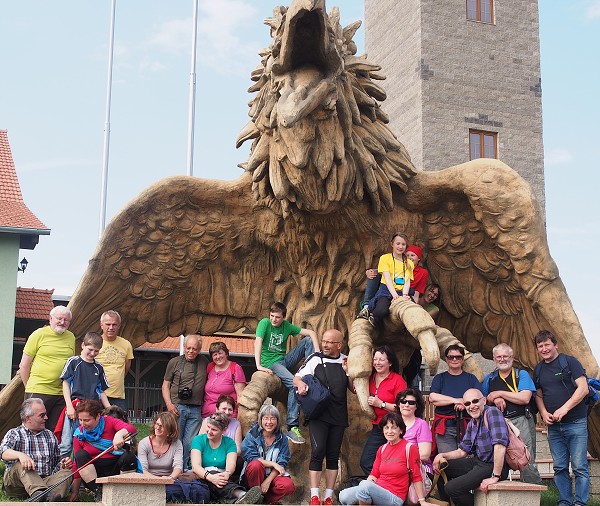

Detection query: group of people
(0, 237), (592, 506)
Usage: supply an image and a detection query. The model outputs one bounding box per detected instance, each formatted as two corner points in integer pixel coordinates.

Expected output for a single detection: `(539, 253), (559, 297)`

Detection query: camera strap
(178, 355), (199, 390)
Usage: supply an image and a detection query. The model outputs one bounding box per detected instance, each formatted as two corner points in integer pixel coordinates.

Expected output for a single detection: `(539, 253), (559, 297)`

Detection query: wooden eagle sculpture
(1, 0), (598, 494)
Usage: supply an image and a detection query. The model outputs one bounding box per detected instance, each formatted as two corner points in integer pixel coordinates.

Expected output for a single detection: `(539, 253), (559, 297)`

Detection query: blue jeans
(363, 275), (382, 307)
(547, 418), (589, 506)
(270, 335), (314, 428)
(108, 397), (127, 411)
(339, 480), (404, 505)
(59, 416), (76, 458)
(177, 404), (202, 470)
(359, 425), (386, 475)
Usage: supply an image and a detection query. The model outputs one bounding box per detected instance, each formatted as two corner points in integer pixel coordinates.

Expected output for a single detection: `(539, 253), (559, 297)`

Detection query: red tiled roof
(15, 287), (54, 320)
(0, 130), (48, 231)
(137, 334), (255, 356)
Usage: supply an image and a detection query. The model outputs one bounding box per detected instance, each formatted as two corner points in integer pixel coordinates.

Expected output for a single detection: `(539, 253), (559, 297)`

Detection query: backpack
(482, 368), (538, 416)
(483, 408), (531, 471)
(533, 354), (599, 416)
(206, 360), (237, 382)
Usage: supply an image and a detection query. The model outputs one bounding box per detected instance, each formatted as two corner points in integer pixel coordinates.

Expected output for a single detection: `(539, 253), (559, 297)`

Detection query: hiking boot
(309, 496), (322, 505)
(287, 426), (305, 444)
(357, 306), (370, 320)
(234, 486), (263, 504)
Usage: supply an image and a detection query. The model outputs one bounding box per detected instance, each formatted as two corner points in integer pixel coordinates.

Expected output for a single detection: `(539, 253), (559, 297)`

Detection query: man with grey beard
(19, 306), (76, 431)
(481, 343), (542, 483)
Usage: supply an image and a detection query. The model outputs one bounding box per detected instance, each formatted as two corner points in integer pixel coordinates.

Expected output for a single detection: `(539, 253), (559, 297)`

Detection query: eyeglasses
(36, 412), (48, 418)
(463, 398), (483, 407)
(322, 340), (342, 345)
(494, 355), (513, 361)
(398, 399), (417, 406)
(446, 355), (464, 360)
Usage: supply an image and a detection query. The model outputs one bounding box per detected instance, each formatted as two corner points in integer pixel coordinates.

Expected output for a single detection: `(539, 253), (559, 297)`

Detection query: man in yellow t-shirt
(19, 306), (76, 432)
(96, 310), (134, 410)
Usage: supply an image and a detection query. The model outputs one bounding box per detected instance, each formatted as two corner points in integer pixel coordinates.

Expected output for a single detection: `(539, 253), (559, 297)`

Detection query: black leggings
(308, 419), (346, 471)
(74, 449), (137, 490)
(372, 296), (393, 325)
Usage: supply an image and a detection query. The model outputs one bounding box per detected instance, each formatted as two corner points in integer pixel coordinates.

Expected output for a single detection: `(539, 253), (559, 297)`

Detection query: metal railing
(124, 382), (165, 423)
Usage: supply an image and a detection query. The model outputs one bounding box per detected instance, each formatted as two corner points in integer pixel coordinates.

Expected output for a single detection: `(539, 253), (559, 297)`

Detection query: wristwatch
(491, 473), (501, 479)
(381, 402), (386, 409)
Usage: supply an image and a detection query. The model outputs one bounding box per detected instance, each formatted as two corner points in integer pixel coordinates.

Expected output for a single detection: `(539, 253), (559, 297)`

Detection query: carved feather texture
(59, 1), (599, 458)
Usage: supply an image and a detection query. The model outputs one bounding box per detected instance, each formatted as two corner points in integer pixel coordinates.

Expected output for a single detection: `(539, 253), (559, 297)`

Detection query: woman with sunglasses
(191, 412), (262, 504)
(339, 413), (436, 506)
(198, 395), (242, 454)
(240, 404), (295, 505)
(396, 388), (433, 476)
(429, 345), (481, 454)
(359, 345), (407, 475)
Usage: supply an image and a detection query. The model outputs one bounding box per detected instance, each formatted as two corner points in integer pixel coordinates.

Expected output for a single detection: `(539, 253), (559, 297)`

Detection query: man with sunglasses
(481, 343), (542, 483)
(429, 345), (481, 454)
(432, 388), (509, 506)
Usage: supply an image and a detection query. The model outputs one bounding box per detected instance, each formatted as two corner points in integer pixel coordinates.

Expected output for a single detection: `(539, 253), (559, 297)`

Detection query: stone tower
(364, 0), (545, 209)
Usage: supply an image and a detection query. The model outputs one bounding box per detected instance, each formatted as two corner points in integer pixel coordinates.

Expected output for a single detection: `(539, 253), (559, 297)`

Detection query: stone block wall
(365, 0), (545, 211)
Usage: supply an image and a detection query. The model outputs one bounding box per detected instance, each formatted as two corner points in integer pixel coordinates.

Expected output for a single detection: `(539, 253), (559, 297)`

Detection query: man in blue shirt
(432, 388), (509, 506)
(534, 330), (589, 506)
(482, 343), (541, 483)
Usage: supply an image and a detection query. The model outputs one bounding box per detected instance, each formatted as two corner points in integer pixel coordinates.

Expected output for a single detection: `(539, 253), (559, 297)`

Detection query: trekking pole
(455, 410), (463, 447)
(27, 432), (134, 502)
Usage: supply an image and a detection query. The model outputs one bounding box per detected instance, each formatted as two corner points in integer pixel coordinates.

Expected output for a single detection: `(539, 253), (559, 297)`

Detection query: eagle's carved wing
(68, 175), (284, 345)
(401, 160), (598, 377)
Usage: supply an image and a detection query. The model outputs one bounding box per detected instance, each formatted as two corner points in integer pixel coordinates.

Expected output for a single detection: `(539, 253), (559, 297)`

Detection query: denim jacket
(240, 422), (291, 479)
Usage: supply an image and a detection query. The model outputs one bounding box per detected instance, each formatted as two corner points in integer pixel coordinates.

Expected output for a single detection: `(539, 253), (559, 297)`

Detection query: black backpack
(533, 354), (598, 416)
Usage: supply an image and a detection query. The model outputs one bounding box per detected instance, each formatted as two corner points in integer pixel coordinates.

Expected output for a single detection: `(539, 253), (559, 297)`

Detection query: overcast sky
(2, 1), (598, 358)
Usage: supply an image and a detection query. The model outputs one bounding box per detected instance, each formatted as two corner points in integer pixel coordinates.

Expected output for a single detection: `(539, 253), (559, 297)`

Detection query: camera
(178, 387), (193, 401)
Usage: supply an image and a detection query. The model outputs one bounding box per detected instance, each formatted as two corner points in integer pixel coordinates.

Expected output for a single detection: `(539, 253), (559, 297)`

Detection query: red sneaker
(323, 497), (334, 505)
(309, 496), (322, 505)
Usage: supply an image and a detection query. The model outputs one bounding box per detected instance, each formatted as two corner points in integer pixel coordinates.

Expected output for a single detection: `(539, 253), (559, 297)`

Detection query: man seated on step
(0, 398), (72, 501)
(432, 388), (509, 506)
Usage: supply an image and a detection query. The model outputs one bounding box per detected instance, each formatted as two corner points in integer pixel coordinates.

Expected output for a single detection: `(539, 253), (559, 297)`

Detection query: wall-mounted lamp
(17, 257), (28, 273)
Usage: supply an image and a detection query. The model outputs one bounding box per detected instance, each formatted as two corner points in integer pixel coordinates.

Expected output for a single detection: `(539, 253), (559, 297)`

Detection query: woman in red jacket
(71, 400), (137, 497)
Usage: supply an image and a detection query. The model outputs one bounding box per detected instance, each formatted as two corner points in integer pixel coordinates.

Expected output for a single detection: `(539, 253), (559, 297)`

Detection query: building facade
(364, 0), (545, 209)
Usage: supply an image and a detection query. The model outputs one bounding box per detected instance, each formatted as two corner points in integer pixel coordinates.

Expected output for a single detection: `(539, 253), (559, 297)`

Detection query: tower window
(469, 130), (498, 159)
(467, 0), (494, 24)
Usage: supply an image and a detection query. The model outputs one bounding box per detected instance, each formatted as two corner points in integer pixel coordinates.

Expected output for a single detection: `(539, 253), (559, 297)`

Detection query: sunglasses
(398, 399), (417, 406)
(463, 398), (483, 407)
(446, 355), (464, 360)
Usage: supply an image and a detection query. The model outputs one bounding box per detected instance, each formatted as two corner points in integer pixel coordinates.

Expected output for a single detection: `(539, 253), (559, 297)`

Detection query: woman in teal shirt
(190, 412), (262, 504)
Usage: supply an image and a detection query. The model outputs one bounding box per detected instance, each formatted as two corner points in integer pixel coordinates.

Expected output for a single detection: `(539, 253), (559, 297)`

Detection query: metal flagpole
(186, 0), (199, 177)
(99, 0), (117, 237)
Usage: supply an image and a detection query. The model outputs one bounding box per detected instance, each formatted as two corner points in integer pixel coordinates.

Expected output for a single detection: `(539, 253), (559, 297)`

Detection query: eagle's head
(237, 0), (417, 215)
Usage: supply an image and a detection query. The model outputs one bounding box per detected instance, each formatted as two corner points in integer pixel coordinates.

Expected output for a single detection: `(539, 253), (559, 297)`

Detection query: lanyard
(499, 368), (518, 393)
(392, 257), (404, 279)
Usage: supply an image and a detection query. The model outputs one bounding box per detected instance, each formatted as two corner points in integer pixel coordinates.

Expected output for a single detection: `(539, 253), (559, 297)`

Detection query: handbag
(404, 442), (433, 506)
(295, 355), (331, 420)
(483, 410), (531, 471)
